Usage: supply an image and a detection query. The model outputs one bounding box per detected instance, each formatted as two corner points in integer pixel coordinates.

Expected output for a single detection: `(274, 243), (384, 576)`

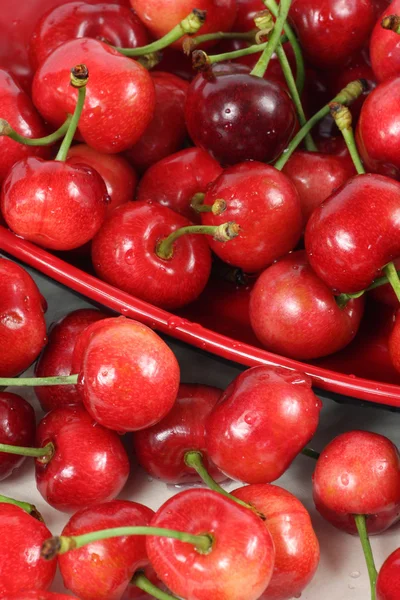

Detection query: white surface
(1, 258), (400, 599)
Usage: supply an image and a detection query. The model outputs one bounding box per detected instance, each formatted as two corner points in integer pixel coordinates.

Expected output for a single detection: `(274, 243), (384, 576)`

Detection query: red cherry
(126, 71), (189, 172)
(389, 309), (400, 372)
(305, 174), (400, 293)
(133, 383), (225, 484)
(232, 484), (320, 600)
(371, 257), (400, 307)
(201, 162), (302, 273)
(156, 48), (195, 82)
(34, 308), (106, 412)
(59, 500), (155, 600)
(35, 405), (130, 512)
(206, 366), (322, 484)
(249, 251), (365, 360)
(0, 503), (57, 595)
(0, 69), (49, 183)
(0, 392), (35, 481)
(313, 430), (400, 534)
(146, 488), (275, 600)
(29, 1), (149, 70)
(78, 317), (180, 432)
(91, 201), (213, 309)
(122, 565), (164, 599)
(1, 592), (79, 600)
(233, 0), (265, 31)
(32, 38), (156, 154)
(129, 0), (237, 49)
(371, 0), (400, 82)
(235, 42), (296, 90)
(1, 157), (109, 250)
(0, 258), (47, 377)
(136, 147), (222, 223)
(185, 64), (296, 166)
(377, 547), (400, 600)
(289, 0), (376, 69)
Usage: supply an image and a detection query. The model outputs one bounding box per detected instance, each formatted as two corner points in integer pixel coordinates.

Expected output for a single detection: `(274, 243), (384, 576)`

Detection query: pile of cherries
(2, 0), (400, 598)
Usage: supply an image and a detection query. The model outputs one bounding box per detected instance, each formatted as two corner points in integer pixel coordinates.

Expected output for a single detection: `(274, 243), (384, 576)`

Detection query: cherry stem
(336, 267), (400, 308)
(133, 573), (179, 600)
(250, 0), (292, 78)
(264, 0), (305, 94)
(354, 514), (377, 600)
(115, 10), (206, 57)
(0, 115), (72, 147)
(301, 447), (320, 460)
(191, 193), (226, 215)
(0, 441), (54, 460)
(0, 494), (44, 521)
(41, 527), (213, 561)
(156, 222), (240, 260)
(381, 14), (400, 34)
(0, 374), (78, 387)
(384, 262), (400, 304)
(55, 65), (89, 162)
(183, 30), (256, 54)
(329, 102), (365, 175)
(274, 79), (366, 170)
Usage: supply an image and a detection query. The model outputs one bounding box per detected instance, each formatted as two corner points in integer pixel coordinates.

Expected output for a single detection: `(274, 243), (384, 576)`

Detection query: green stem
(301, 447), (320, 460)
(354, 514), (377, 600)
(0, 116), (72, 147)
(0, 494), (43, 521)
(41, 527), (213, 560)
(384, 262), (400, 304)
(274, 79), (366, 170)
(341, 127), (365, 174)
(55, 65), (88, 162)
(184, 30), (255, 53)
(265, 0), (305, 94)
(156, 223), (239, 260)
(0, 441), (54, 459)
(115, 10), (206, 57)
(329, 103), (365, 175)
(0, 374), (78, 387)
(190, 193), (226, 215)
(336, 267), (400, 308)
(133, 573), (179, 600)
(250, 0), (292, 77)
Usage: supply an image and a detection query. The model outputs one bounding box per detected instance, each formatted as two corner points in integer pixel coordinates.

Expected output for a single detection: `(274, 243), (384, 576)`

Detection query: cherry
(155, 48), (195, 81)
(233, 0), (266, 31)
(370, 258), (400, 307)
(289, 0), (376, 69)
(376, 547), (400, 600)
(235, 41), (296, 90)
(0, 258), (47, 377)
(249, 251), (365, 360)
(232, 484), (320, 600)
(0, 503), (56, 595)
(91, 201), (216, 310)
(205, 366), (322, 484)
(35, 405), (130, 512)
(1, 592), (79, 600)
(0, 69), (49, 183)
(29, 1), (149, 70)
(58, 500), (155, 600)
(200, 161), (302, 273)
(389, 309), (400, 372)
(77, 317), (180, 432)
(136, 147), (222, 223)
(313, 430), (400, 534)
(126, 71), (189, 172)
(370, 0), (400, 83)
(146, 488), (276, 600)
(305, 174), (400, 293)
(32, 38), (156, 154)
(133, 383), (225, 484)
(0, 392), (35, 481)
(34, 308), (106, 412)
(185, 63), (296, 166)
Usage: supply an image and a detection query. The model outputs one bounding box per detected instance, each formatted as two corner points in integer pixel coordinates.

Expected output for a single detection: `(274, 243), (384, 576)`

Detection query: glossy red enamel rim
(0, 224), (398, 406)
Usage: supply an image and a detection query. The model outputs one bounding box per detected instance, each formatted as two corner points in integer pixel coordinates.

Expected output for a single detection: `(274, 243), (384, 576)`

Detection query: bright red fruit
(0, 258), (47, 376)
(206, 366), (322, 483)
(78, 317), (180, 432)
(59, 500), (155, 600)
(313, 431), (400, 534)
(34, 308), (106, 412)
(377, 548), (400, 600)
(1, 592), (79, 600)
(133, 383), (225, 484)
(1, 157), (109, 250)
(233, 0), (265, 31)
(232, 484), (320, 600)
(0, 392), (35, 480)
(91, 201), (212, 309)
(249, 251), (365, 360)
(35, 405), (130, 512)
(29, 1), (149, 70)
(0, 504), (56, 595)
(201, 162), (302, 272)
(136, 147), (222, 222)
(146, 488), (275, 600)
(371, 0), (400, 82)
(32, 38), (156, 154)
(389, 310), (400, 373)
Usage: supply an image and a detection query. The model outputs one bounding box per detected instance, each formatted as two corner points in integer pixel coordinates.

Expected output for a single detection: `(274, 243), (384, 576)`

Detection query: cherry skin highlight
(146, 488), (276, 600)
(376, 547), (400, 600)
(59, 500), (155, 600)
(133, 383), (225, 484)
(0, 503), (56, 595)
(0, 258), (47, 377)
(35, 405), (130, 512)
(313, 430), (400, 534)
(205, 366), (322, 484)
(0, 392), (35, 481)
